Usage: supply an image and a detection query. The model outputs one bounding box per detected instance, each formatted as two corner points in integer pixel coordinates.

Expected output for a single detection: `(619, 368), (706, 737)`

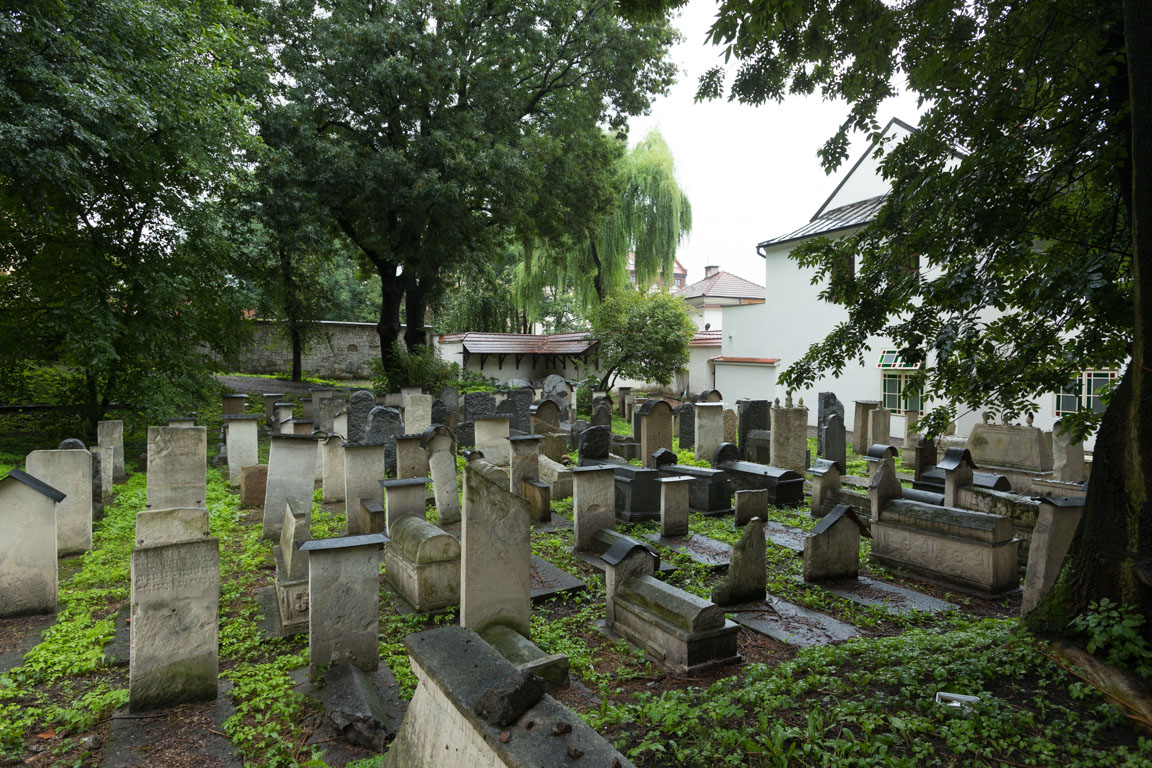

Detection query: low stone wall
(229, 320), (431, 380)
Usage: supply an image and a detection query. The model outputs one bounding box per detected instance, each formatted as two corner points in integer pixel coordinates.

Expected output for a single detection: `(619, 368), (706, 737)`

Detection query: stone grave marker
(145, 426), (206, 512)
(223, 415), (260, 488)
(693, 402), (725, 461)
(346, 390), (376, 443)
(26, 446), (93, 555)
(677, 402), (695, 450)
(395, 434), (429, 479)
(803, 505), (866, 582)
(98, 418), (126, 485)
(474, 416), (511, 465)
(869, 407), (892, 447)
(723, 408), (738, 444)
(300, 534), (387, 672)
(222, 393), (247, 415)
(261, 434), (317, 540)
(0, 470), (65, 618)
(528, 399), (562, 435)
(737, 400), (770, 460)
(342, 443), (387, 522)
(823, 412), (847, 469)
(816, 393), (844, 455)
(240, 465), (267, 507)
(135, 507), (209, 548)
(1052, 419), (1085, 483)
(365, 406), (404, 475)
(496, 389), (533, 434)
(852, 400), (880, 454)
(572, 465), (616, 551)
(809, 459), (843, 518)
(711, 518), (766, 606)
(464, 391), (495, 420)
(769, 395), (808, 472)
(734, 488), (768, 527)
(402, 393), (434, 434)
(577, 424), (612, 464)
(659, 476), (691, 538)
(637, 400), (674, 468)
(379, 477), (430, 535)
(320, 434), (346, 503)
(422, 425), (461, 525)
(591, 401), (613, 428)
(1021, 497), (1085, 616)
(262, 393), (285, 423)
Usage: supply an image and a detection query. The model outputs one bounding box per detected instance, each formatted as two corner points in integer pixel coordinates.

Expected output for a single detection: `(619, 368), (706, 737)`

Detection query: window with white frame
(882, 372), (922, 414)
(1056, 370), (1118, 416)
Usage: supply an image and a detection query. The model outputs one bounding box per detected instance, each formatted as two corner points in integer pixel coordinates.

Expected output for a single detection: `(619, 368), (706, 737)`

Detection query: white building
(718, 118), (1113, 443)
(674, 266), (764, 331)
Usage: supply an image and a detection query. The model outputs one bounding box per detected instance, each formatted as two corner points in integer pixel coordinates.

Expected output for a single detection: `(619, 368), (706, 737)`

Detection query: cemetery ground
(0, 386), (1149, 767)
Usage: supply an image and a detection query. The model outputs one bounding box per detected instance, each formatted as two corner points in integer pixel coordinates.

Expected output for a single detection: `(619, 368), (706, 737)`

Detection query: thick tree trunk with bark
(375, 263), (406, 374)
(1027, 0), (1152, 641)
(404, 272), (427, 353)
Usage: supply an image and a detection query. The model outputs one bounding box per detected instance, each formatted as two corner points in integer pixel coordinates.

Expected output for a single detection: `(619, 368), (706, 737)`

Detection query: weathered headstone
(711, 518), (766, 606)
(591, 401), (613, 428)
(734, 488), (768, 527)
(394, 434), (430, 479)
(638, 400), (674, 468)
(365, 406), (404, 475)
(262, 434), (317, 540)
(852, 401), (881, 455)
(145, 426), (206, 511)
(577, 425), (612, 464)
(823, 413), (847, 470)
(529, 399), (562, 435)
(422, 425), (461, 526)
(809, 459), (843, 518)
(496, 389), (533, 434)
(474, 416), (511, 465)
(343, 443), (388, 521)
(659, 476), (691, 538)
(677, 402), (695, 450)
(1021, 497), (1085, 616)
(240, 465), (268, 507)
(316, 392), (346, 433)
(430, 398), (447, 427)
(135, 507), (209, 548)
(723, 408), (738, 444)
(223, 415), (260, 488)
(379, 477), (429, 535)
(27, 447), (93, 555)
(222, 393), (248, 416)
(1051, 419), (1086, 483)
(914, 436), (938, 482)
(572, 465), (616, 551)
(98, 418), (126, 484)
(320, 435), (346, 503)
(736, 400), (770, 460)
(902, 412), (921, 470)
(300, 534), (387, 672)
(0, 470), (65, 618)
(263, 393), (285, 423)
(693, 402), (725, 461)
(802, 505), (863, 581)
(816, 393), (845, 455)
(508, 435), (541, 498)
(869, 407), (892, 448)
(346, 390), (376, 443)
(129, 538), (219, 712)
(402, 393), (435, 435)
(616, 386), (632, 416)
(464, 391), (496, 420)
(542, 374), (569, 410)
(769, 396), (808, 473)
(700, 389), (724, 402)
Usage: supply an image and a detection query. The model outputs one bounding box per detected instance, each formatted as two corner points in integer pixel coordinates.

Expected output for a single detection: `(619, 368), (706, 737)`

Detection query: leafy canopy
(592, 289), (696, 389)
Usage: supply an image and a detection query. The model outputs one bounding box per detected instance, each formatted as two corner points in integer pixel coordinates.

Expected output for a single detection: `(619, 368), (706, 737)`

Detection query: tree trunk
(1026, 0), (1152, 641)
(278, 244), (304, 381)
(404, 272), (427, 353)
(590, 232), (605, 301)
(289, 321), (302, 382)
(376, 263), (406, 374)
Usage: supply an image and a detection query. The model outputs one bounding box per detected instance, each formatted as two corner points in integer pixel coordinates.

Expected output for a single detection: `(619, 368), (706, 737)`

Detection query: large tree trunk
(404, 272), (427, 353)
(376, 263), (406, 374)
(278, 244), (304, 381)
(289, 321), (302, 382)
(1026, 0), (1152, 641)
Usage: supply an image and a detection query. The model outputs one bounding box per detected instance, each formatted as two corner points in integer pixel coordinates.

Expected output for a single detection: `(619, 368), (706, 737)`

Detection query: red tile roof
(676, 271), (765, 301)
(709, 356), (780, 364)
(690, 331), (723, 347)
(438, 332), (597, 355)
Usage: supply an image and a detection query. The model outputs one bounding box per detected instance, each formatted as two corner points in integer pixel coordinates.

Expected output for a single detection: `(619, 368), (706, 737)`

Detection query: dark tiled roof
(675, 271), (765, 301)
(759, 194), (887, 249)
(438, 332), (597, 356)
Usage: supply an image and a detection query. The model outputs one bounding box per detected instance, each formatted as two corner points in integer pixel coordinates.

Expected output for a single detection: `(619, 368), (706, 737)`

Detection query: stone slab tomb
(385, 516), (460, 613)
(26, 447), (93, 555)
(693, 402), (725, 462)
(222, 415), (260, 488)
(604, 537), (740, 675)
(422, 425), (461, 525)
(145, 426), (206, 512)
(651, 448), (733, 516)
(462, 459), (569, 688)
(301, 534), (387, 672)
(129, 537), (219, 712)
(0, 470), (65, 618)
(712, 442), (805, 506)
(261, 434), (317, 540)
(538, 455), (572, 500)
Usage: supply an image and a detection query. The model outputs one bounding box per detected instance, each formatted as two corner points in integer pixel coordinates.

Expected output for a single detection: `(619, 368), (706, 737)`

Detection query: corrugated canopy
(440, 332), (597, 356)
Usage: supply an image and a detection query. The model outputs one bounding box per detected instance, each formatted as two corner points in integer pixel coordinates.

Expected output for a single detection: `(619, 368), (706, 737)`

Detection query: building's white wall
(714, 363), (777, 403)
(818, 122), (912, 215)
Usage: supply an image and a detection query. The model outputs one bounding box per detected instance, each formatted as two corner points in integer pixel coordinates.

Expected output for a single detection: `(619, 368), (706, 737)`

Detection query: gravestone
(379, 478), (430, 535)
(333, 411), (348, 439)
(496, 389), (533, 433)
(677, 403), (695, 450)
(320, 435), (346, 503)
(902, 412), (921, 470)
(422, 425), (461, 525)
(823, 413), (847, 470)
(0, 470), (65, 618)
(529, 399), (562, 434)
(508, 435), (541, 499)
(464, 391), (496, 420)
(542, 374), (569, 410)
(274, 403), (295, 432)
(135, 507), (210, 548)
(1051, 420), (1085, 483)
(395, 434), (429, 479)
(723, 408), (738, 444)
(385, 516), (460, 613)
(240, 465), (268, 507)
(475, 416), (511, 465)
(26, 447), (93, 555)
(693, 402), (725, 461)
(129, 538), (219, 712)
(869, 407), (892, 447)
(1021, 497), (1085, 616)
(222, 393), (248, 416)
(316, 392), (346, 433)
(852, 401), (881, 455)
(577, 425), (612, 464)
(365, 406), (404, 475)
(809, 459), (843, 519)
(98, 418), (126, 484)
(145, 426), (206, 511)
(346, 391), (377, 443)
(438, 386), (460, 428)
(734, 488), (768, 527)
(769, 396), (808, 472)
(403, 393), (434, 434)
(591, 401), (613, 428)
(736, 400), (770, 460)
(455, 421), (475, 449)
(637, 400), (674, 467)
(816, 393), (845, 456)
(913, 436), (938, 483)
(616, 386), (632, 416)
(262, 393), (285, 423)
(803, 505), (864, 582)
(430, 399), (447, 428)
(711, 518), (766, 606)
(300, 534), (387, 672)
(864, 444), (900, 479)
(223, 415), (260, 488)
(572, 466), (616, 551)
(275, 505), (310, 635)
(700, 389), (724, 402)
(343, 443), (388, 521)
(262, 434), (317, 540)
(659, 476), (691, 538)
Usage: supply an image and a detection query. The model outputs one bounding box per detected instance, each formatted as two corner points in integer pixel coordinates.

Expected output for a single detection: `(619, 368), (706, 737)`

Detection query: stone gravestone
(816, 393), (845, 456)
(262, 393), (285, 424)
(0, 470), (65, 618)
(98, 418), (126, 486)
(365, 406), (404, 475)
(135, 507), (210, 548)
(83, 444), (103, 518)
(659, 476), (691, 538)
(693, 402), (725, 462)
(577, 425), (612, 465)
(129, 537), (219, 712)
(852, 401), (881, 455)
(222, 393), (247, 416)
(422, 425), (461, 525)
(1052, 419), (1086, 483)
(346, 390), (377, 444)
(395, 434), (430, 479)
(902, 412), (921, 470)
(223, 415), (260, 489)
(638, 400), (674, 468)
(320, 435), (346, 504)
(700, 389), (724, 402)
(496, 389), (533, 434)
(145, 426), (206, 511)
(300, 534), (387, 672)
(430, 399), (447, 428)
(542, 374), (569, 410)
(1021, 497), (1086, 616)
(402, 393), (434, 435)
(723, 408), (738, 444)
(316, 392), (346, 434)
(262, 435), (318, 540)
(823, 413), (847, 471)
(769, 395), (809, 473)
(240, 465), (268, 507)
(27, 446), (93, 555)
(734, 488), (768, 527)
(342, 443), (388, 521)
(710, 518), (766, 606)
(914, 436), (938, 482)
(736, 400), (770, 461)
(572, 466), (616, 551)
(869, 407), (892, 448)
(474, 416), (511, 465)
(438, 386), (460, 428)
(464, 391), (496, 421)
(677, 402), (695, 450)
(591, 401), (613, 428)
(803, 505), (864, 582)
(379, 478), (430, 535)
(529, 399), (562, 434)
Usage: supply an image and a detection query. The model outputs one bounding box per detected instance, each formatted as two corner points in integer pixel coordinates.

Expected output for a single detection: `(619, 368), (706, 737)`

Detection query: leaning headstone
(823, 412), (847, 470)
(1020, 497), (1086, 616)
(802, 505), (864, 582)
(464, 391), (496, 420)
(223, 415), (260, 488)
(711, 518), (766, 606)
(659, 476), (691, 538)
(734, 488), (768, 527)
(300, 534), (387, 672)
(737, 400), (770, 460)
(346, 390), (377, 444)
(145, 426), (206, 511)
(677, 403), (695, 450)
(693, 402), (725, 461)
(1051, 420), (1086, 483)
(770, 396), (809, 472)
(365, 406), (404, 475)
(816, 393), (845, 456)
(262, 434), (318, 540)
(422, 425), (461, 525)
(0, 470), (65, 618)
(129, 537), (220, 712)
(403, 393), (434, 435)
(572, 466), (616, 551)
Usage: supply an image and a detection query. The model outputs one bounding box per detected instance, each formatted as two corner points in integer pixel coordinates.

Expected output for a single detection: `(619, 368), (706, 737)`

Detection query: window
(876, 349), (920, 370)
(674, 278), (683, 288)
(883, 373), (922, 414)
(1056, 370), (1118, 416)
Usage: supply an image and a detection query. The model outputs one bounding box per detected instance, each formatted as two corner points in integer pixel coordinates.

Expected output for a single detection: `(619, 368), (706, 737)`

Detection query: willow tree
(517, 129), (693, 320)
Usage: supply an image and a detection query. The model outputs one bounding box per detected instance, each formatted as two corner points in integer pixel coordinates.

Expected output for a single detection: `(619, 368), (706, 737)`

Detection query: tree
(591, 289), (695, 390)
(517, 129), (693, 317)
(256, 0), (678, 377)
(0, 0), (261, 430)
(619, 0), (1149, 636)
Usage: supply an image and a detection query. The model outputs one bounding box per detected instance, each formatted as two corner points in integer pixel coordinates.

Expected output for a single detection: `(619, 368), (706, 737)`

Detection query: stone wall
(229, 320), (431, 380)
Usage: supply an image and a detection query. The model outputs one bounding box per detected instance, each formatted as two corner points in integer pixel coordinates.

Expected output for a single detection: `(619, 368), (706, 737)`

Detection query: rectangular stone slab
(733, 596), (863, 647)
(642, 533), (731, 571)
(26, 449), (92, 555)
(529, 555), (585, 603)
(146, 426), (206, 511)
(815, 575), (957, 616)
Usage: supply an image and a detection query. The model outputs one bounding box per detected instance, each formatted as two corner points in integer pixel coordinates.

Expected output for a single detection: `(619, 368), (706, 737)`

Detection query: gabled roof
(757, 195), (887, 249)
(2, 469), (66, 502)
(675, 271), (765, 301)
(690, 331), (722, 347)
(437, 332), (597, 356)
(627, 254), (687, 277)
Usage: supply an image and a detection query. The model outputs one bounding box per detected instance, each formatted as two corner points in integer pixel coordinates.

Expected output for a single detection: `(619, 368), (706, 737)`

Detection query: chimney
(704, 265), (719, 278)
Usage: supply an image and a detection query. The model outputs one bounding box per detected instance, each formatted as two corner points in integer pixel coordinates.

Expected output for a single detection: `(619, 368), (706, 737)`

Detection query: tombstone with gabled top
(803, 505), (868, 582)
(809, 459), (843, 519)
(0, 470), (66, 618)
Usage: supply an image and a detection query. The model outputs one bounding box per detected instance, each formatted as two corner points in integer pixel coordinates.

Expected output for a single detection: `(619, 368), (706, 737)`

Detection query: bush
(371, 345), (459, 394)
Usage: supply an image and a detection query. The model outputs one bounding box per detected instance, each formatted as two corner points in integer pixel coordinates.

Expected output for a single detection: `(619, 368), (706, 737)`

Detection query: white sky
(628, 0), (925, 287)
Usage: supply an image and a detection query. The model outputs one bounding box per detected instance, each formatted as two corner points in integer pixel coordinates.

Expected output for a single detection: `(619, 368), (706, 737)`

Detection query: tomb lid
(262, 392), (286, 397)
(2, 468), (67, 502)
(395, 433), (424, 441)
(221, 414), (262, 421)
(865, 444), (900, 461)
(379, 477), (431, 488)
(651, 447), (676, 467)
(222, 393), (248, 399)
(570, 464), (617, 475)
(658, 475), (693, 485)
(810, 458), (844, 476)
(274, 401), (295, 407)
(937, 447), (977, 471)
(713, 442), (741, 465)
(507, 434), (544, 443)
(601, 535), (658, 567)
(1036, 496), (1087, 507)
(290, 419), (315, 425)
(269, 433), (319, 442)
(361, 500), (385, 514)
(299, 533), (388, 551)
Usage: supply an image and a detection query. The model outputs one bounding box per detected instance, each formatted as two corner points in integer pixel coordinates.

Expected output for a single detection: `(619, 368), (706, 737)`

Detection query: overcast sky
(628, 0), (925, 287)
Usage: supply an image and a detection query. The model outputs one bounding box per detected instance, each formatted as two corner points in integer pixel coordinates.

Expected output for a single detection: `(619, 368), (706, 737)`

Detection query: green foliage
(592, 288), (696, 389)
(1070, 599), (1152, 678)
(372, 345), (458, 395)
(437, 255), (522, 334)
